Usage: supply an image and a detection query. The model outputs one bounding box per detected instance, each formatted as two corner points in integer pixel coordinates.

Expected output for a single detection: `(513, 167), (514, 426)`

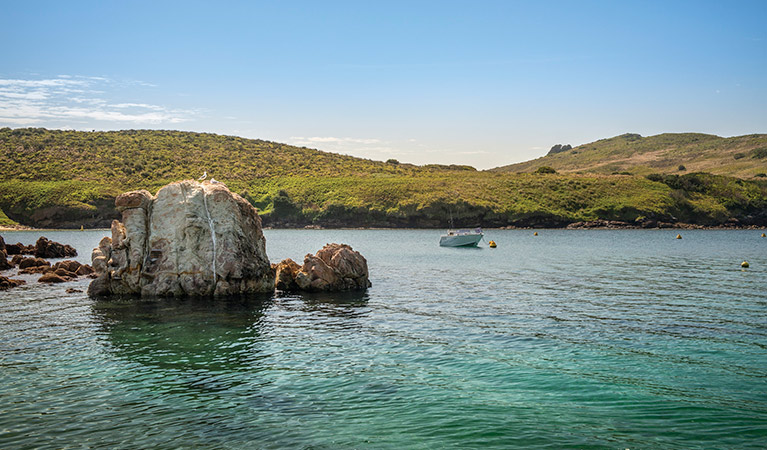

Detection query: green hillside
(1, 128), (766, 228)
(494, 133), (767, 178)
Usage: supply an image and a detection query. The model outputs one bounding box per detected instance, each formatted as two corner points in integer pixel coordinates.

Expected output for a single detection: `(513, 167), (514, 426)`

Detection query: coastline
(5, 225), (761, 233)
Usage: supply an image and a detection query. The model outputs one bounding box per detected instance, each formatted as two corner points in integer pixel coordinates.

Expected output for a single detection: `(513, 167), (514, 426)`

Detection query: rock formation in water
(38, 260), (95, 283)
(3, 237), (76, 257)
(275, 243), (371, 292)
(17, 257), (51, 274)
(34, 237), (77, 258)
(0, 235), (11, 271)
(0, 275), (25, 290)
(3, 242), (34, 255)
(88, 180), (275, 297)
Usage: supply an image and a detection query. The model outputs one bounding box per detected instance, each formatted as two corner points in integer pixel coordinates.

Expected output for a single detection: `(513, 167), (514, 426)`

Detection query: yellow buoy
(741, 261), (750, 268)
(762, 233), (766, 238)
(489, 240), (497, 248)
(80, 225), (84, 231)
(533, 232), (538, 236)
(676, 234), (682, 239)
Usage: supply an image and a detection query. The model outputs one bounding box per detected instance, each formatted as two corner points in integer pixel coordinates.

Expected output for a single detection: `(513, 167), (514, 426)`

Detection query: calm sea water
(1, 229), (766, 449)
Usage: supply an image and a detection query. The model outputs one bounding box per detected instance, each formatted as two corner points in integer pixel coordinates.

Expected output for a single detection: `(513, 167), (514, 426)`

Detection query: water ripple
(1, 229), (766, 448)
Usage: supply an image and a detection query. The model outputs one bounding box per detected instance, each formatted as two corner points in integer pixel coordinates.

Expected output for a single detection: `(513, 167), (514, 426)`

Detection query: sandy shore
(0, 225), (37, 231)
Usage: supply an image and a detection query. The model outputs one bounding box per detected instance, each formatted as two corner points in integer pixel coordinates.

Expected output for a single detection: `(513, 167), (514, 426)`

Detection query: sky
(1, 0), (766, 169)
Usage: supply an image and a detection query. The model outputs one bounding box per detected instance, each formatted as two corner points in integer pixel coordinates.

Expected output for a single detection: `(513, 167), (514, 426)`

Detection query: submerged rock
(276, 243), (371, 292)
(39, 272), (69, 283)
(88, 180), (275, 297)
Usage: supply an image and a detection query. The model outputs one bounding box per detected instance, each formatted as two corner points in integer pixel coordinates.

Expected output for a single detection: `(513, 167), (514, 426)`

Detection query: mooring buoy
(741, 261), (750, 268)
(676, 234), (682, 239)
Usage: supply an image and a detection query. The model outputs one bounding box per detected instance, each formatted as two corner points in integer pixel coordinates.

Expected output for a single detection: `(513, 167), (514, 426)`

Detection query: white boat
(439, 228), (483, 247)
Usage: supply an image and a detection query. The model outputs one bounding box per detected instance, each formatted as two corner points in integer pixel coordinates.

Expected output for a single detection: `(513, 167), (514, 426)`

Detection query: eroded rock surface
(88, 180), (275, 297)
(34, 237), (77, 258)
(4, 242), (34, 255)
(276, 243), (371, 292)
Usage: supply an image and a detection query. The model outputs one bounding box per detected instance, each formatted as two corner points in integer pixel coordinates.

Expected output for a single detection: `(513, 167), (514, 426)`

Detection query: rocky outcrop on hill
(275, 243), (371, 292)
(88, 180), (275, 297)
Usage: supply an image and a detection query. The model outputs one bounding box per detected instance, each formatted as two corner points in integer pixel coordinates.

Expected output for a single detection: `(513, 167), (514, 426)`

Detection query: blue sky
(1, 0), (765, 169)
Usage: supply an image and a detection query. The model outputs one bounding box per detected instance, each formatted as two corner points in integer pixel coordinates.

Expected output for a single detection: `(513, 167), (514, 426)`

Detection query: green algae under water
(1, 229), (766, 449)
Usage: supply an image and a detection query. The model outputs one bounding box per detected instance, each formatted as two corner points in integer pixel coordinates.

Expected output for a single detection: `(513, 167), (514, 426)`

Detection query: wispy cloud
(287, 135), (404, 159)
(0, 75), (195, 126)
(289, 136), (382, 146)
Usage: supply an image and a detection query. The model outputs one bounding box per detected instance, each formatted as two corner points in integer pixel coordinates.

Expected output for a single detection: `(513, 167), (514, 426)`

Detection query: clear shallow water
(1, 229), (766, 449)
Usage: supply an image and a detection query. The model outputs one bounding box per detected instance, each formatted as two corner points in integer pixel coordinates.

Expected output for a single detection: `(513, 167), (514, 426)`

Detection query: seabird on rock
(210, 178), (221, 184)
(198, 171), (207, 181)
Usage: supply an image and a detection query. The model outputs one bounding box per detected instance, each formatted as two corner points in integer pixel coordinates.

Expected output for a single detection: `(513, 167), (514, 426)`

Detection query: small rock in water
(0, 275), (26, 290)
(34, 237), (77, 258)
(38, 273), (68, 283)
(277, 243), (371, 293)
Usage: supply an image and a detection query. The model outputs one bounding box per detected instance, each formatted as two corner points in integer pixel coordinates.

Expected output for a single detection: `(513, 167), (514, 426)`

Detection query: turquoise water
(1, 229), (766, 449)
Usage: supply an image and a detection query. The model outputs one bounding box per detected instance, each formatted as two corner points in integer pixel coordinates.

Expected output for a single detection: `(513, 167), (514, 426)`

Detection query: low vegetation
(1, 128), (766, 228)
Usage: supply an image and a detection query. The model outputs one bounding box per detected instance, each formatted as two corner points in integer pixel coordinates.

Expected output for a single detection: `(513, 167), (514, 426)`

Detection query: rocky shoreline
(4, 223), (766, 232)
(0, 234), (95, 290)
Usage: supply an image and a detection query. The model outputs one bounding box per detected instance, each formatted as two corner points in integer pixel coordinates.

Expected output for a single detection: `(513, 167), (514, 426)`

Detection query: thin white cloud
(0, 89), (49, 100)
(0, 75), (194, 126)
(111, 103), (166, 111)
(286, 135), (418, 162)
(456, 150), (490, 155)
(289, 136), (382, 145)
(0, 78), (87, 88)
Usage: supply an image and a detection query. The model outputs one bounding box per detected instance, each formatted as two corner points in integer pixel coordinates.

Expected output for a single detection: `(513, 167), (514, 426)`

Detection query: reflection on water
(91, 295), (273, 372)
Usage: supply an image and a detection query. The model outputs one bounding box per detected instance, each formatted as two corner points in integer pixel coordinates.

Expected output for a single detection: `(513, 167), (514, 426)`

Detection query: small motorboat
(439, 228), (483, 247)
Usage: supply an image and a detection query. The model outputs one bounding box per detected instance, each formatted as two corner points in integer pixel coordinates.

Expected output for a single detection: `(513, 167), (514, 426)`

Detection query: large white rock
(88, 180), (274, 297)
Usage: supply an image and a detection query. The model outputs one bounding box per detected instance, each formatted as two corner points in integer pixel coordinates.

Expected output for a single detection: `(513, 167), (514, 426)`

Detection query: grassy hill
(1, 127), (766, 228)
(493, 133), (767, 178)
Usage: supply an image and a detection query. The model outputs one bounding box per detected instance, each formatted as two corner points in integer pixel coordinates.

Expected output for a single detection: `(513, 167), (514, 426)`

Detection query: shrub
(534, 166), (558, 174)
(678, 164), (686, 171)
(752, 148), (767, 159)
(733, 153), (746, 160)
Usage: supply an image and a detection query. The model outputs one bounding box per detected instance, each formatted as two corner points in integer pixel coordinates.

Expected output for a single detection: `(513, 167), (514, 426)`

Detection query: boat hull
(439, 233), (483, 247)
